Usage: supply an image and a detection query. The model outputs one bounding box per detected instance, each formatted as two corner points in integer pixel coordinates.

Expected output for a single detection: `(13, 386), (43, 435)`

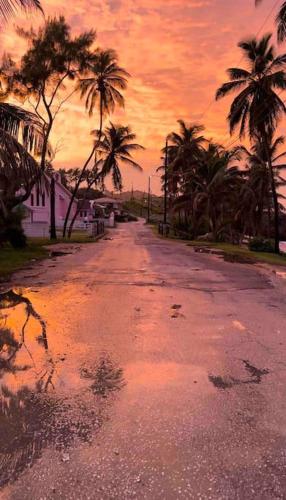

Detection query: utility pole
(164, 138), (168, 225)
(147, 175), (151, 223)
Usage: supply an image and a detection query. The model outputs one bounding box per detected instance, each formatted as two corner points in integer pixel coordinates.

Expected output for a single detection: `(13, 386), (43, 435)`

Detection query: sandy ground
(1, 220), (286, 499)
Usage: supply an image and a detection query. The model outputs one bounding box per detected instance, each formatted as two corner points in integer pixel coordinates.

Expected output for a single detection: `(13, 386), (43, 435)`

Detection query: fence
(23, 219), (105, 238)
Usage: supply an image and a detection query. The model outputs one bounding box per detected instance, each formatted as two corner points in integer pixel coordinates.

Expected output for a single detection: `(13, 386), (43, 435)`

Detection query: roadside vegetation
(0, 231), (99, 279)
(187, 241), (286, 267)
(1, 0), (286, 275)
(159, 29), (286, 256)
(0, 13), (143, 250)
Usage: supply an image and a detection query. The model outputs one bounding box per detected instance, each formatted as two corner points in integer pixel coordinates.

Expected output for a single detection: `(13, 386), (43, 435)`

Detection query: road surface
(1, 221), (286, 499)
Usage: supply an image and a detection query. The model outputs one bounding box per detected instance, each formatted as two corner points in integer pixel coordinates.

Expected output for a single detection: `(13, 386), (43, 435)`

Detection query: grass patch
(29, 231), (97, 247)
(0, 231), (101, 280)
(187, 240), (286, 267)
(0, 242), (49, 279)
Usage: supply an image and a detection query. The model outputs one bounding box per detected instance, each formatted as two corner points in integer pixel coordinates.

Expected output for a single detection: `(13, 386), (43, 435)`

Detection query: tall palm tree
(67, 123), (143, 237)
(216, 33), (286, 253)
(255, 1), (286, 42)
(94, 123), (143, 190)
(240, 135), (286, 237)
(167, 120), (206, 173)
(63, 49), (129, 237)
(163, 120), (206, 221)
(0, 0), (42, 22)
(192, 144), (242, 240)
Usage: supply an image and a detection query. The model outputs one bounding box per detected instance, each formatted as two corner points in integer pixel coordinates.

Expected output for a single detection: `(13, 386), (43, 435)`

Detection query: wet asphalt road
(1, 220), (286, 499)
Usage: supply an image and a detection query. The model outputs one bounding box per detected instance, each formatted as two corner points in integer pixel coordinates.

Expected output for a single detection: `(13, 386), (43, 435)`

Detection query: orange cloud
(0, 0), (282, 192)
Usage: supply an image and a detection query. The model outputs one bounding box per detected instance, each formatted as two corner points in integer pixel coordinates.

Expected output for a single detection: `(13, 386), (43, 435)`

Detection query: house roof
(44, 173), (78, 203)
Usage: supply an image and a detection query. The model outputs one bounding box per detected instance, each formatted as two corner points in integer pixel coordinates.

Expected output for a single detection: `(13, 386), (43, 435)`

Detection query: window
(31, 193), (34, 206)
(42, 192), (45, 207)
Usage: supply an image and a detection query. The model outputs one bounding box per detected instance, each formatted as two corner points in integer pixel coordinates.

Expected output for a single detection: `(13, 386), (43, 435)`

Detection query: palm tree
(192, 144), (242, 241)
(167, 120), (205, 173)
(216, 33), (286, 253)
(0, 102), (45, 245)
(255, 1), (286, 42)
(240, 135), (286, 237)
(0, 0), (42, 22)
(67, 123), (143, 237)
(93, 123), (143, 190)
(163, 120), (206, 224)
(63, 49), (129, 237)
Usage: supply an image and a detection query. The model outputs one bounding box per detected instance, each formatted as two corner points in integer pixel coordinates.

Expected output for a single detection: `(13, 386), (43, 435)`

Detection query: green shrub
(249, 237), (275, 253)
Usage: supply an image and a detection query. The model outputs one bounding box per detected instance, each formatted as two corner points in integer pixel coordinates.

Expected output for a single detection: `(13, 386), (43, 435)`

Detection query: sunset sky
(0, 0), (282, 194)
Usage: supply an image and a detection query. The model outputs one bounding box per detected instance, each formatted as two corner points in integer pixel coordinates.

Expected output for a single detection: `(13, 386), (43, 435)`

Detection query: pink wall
(24, 176), (78, 226)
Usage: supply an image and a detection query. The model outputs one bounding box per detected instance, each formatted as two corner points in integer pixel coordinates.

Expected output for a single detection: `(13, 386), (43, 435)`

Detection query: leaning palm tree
(63, 49), (129, 237)
(93, 123), (144, 190)
(216, 33), (286, 253)
(0, 0), (42, 22)
(255, 1), (286, 42)
(67, 123), (144, 237)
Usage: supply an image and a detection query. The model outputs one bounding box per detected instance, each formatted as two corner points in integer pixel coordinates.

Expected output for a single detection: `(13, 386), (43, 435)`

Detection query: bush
(6, 225), (27, 249)
(249, 237), (275, 253)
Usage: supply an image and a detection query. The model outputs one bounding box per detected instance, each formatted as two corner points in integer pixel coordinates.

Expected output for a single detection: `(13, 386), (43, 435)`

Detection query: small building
(77, 199), (94, 223)
(23, 172), (78, 237)
(94, 196), (123, 216)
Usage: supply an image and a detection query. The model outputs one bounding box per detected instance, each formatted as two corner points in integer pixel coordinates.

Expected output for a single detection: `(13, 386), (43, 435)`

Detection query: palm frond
(0, 102), (44, 153)
(0, 0), (42, 21)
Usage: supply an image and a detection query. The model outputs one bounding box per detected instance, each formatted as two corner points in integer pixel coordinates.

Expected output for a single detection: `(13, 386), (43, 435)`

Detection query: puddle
(209, 360), (269, 390)
(223, 254), (255, 264)
(49, 251), (73, 258)
(0, 289), (124, 488)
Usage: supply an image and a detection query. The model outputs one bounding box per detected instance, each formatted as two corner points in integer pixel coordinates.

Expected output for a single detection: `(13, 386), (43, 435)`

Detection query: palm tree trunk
(50, 176), (57, 240)
(269, 163), (280, 253)
(67, 205), (81, 239)
(63, 96), (103, 238)
(263, 135), (280, 253)
(267, 201), (271, 238)
(67, 176), (99, 238)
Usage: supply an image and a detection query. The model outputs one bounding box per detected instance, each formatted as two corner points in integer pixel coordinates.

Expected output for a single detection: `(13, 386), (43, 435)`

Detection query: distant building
(94, 196), (123, 216)
(77, 199), (94, 223)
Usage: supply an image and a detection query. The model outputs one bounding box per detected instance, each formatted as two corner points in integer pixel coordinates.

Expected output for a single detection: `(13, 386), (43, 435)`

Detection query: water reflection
(0, 289), (124, 488)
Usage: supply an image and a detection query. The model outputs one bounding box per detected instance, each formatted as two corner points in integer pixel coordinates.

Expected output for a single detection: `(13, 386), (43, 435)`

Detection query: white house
(22, 172), (78, 238)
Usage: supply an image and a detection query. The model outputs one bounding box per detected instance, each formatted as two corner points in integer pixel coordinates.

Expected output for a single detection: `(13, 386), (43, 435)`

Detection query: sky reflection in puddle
(0, 288), (124, 488)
